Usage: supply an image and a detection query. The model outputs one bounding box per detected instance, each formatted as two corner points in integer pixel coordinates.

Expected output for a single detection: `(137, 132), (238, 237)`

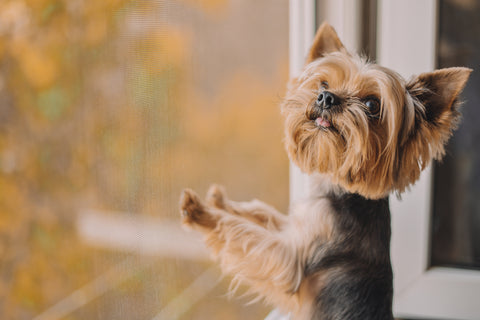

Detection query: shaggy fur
(179, 22), (471, 319)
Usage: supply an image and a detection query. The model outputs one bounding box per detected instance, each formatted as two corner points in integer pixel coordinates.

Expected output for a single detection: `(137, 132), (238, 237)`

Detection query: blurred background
(0, 0), (289, 319)
(1, 0), (480, 319)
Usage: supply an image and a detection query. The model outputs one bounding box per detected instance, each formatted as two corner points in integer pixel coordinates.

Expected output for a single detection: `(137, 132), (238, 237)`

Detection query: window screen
(0, 0), (289, 319)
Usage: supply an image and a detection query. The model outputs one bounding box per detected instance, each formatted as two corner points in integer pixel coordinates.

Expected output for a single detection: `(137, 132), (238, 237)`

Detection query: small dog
(179, 23), (471, 319)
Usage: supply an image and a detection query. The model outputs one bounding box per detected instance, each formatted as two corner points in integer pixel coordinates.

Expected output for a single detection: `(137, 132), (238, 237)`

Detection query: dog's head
(282, 22), (471, 199)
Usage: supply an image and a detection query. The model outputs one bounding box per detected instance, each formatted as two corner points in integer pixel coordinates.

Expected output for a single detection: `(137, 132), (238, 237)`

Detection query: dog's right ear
(306, 22), (345, 64)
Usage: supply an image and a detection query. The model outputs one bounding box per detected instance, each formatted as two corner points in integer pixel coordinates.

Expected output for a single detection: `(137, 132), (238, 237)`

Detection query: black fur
(306, 193), (393, 320)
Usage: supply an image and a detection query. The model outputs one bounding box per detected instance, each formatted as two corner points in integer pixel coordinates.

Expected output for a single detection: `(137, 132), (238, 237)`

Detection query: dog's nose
(317, 91), (341, 109)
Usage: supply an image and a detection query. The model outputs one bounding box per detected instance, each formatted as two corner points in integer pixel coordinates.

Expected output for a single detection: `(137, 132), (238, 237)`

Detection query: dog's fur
(179, 23), (471, 319)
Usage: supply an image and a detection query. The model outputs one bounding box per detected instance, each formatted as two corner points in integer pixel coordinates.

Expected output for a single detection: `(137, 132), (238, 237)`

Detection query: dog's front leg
(180, 188), (302, 309)
(205, 184), (287, 231)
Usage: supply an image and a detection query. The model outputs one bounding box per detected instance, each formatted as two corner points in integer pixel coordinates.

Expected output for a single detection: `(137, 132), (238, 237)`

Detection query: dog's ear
(407, 67), (472, 124)
(395, 67), (472, 193)
(306, 22), (345, 63)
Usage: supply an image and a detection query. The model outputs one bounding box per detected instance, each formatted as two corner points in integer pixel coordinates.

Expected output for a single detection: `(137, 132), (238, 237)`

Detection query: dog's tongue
(315, 117), (331, 128)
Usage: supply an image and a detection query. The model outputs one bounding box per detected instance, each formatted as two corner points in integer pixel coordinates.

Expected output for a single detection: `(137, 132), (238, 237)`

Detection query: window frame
(378, 1), (480, 319)
(290, 0), (480, 319)
(288, 0), (316, 204)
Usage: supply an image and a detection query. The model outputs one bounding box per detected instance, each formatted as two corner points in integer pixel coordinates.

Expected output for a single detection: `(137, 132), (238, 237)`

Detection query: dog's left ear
(407, 67), (472, 124)
(306, 22), (345, 64)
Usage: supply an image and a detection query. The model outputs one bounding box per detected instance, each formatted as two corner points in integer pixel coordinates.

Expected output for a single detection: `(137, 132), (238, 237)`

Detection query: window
(432, 0), (480, 271)
(379, 1), (480, 319)
(292, 1), (480, 319)
(0, 1), (289, 319)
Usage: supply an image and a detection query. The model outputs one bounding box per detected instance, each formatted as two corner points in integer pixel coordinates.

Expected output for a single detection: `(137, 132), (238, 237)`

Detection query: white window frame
(290, 1), (480, 319)
(288, 0), (316, 204)
(288, 0), (363, 204)
(378, 1), (480, 319)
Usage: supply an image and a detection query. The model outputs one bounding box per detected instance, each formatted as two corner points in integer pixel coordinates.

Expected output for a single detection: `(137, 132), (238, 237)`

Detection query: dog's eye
(320, 81), (329, 89)
(364, 97), (381, 116)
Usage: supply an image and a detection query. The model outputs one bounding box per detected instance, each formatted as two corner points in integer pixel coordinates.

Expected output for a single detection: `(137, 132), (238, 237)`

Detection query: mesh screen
(0, 1), (289, 319)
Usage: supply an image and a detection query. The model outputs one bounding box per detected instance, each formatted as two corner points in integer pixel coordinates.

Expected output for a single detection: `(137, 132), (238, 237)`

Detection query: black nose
(317, 91), (341, 109)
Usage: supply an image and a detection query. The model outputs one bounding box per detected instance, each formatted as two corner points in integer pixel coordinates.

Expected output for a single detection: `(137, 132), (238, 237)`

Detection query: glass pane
(432, 0), (480, 269)
(0, 0), (289, 319)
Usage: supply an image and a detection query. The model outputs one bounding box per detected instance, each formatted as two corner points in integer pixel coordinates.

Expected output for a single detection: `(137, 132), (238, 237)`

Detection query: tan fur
(180, 181), (335, 318)
(282, 42), (471, 199)
(307, 22), (347, 63)
(179, 22), (471, 319)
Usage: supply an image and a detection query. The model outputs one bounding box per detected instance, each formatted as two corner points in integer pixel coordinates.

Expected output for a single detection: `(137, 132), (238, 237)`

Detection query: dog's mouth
(315, 117), (332, 128)
(306, 104), (336, 130)
(309, 113), (335, 130)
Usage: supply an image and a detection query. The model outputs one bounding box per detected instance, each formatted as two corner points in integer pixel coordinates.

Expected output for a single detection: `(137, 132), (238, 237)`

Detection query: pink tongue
(315, 117), (331, 128)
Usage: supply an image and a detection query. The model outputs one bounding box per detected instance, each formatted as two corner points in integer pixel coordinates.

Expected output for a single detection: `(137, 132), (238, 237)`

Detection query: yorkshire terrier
(179, 22), (471, 319)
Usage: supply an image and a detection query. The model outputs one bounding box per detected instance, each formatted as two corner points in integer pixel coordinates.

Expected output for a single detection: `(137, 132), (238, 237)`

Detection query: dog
(179, 22), (471, 319)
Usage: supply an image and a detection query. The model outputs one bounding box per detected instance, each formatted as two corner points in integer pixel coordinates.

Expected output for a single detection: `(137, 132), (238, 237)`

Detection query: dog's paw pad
(206, 184), (227, 208)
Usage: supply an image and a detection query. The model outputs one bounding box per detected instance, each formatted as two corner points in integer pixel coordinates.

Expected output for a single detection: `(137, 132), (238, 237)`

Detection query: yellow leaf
(84, 15), (108, 46)
(14, 43), (58, 89)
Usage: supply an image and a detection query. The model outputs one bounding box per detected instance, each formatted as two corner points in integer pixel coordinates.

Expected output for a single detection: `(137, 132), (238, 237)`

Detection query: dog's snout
(317, 91), (341, 109)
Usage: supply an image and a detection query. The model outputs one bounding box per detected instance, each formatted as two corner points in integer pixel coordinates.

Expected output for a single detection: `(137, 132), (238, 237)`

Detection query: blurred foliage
(0, 0), (288, 319)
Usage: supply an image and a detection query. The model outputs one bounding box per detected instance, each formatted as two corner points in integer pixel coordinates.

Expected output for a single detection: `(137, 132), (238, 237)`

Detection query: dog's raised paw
(179, 189), (205, 223)
(206, 184), (227, 209)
